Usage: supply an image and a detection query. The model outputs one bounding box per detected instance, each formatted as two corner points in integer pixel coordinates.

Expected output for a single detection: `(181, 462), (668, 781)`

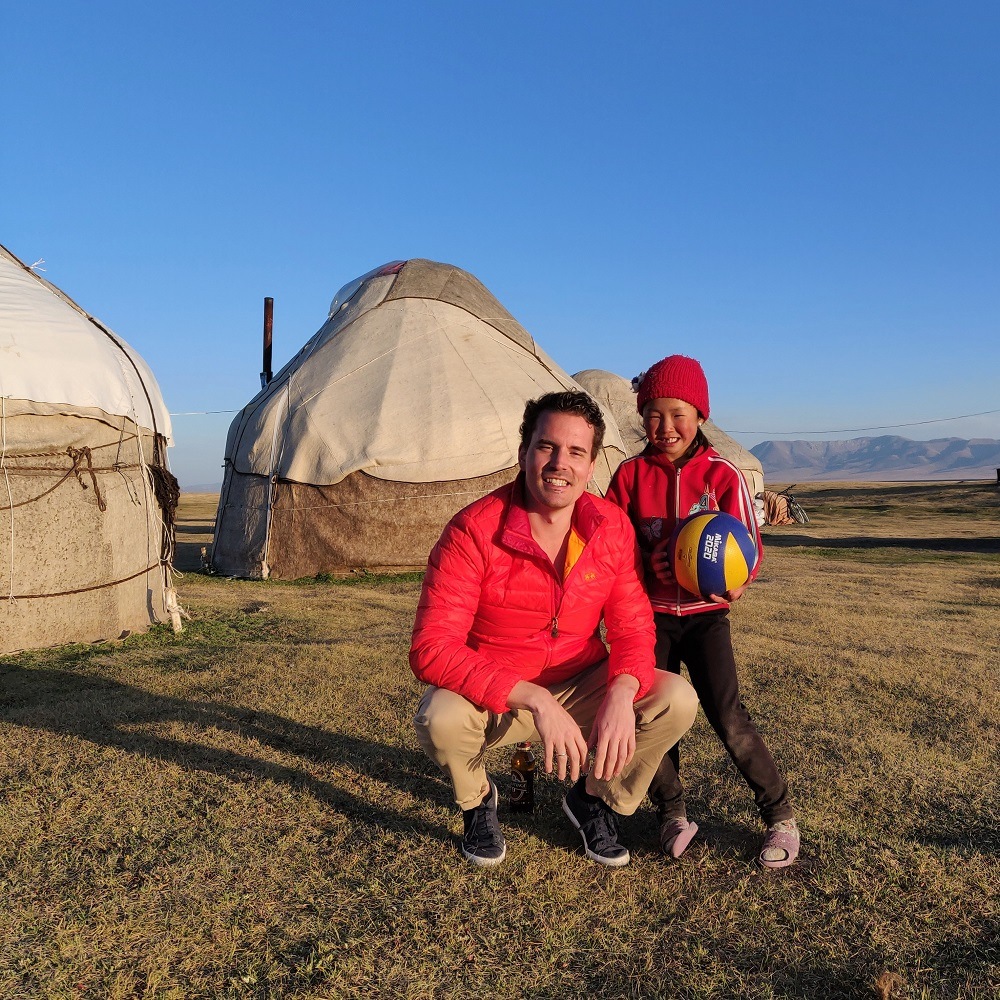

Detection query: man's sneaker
(461, 779), (506, 867)
(561, 778), (630, 867)
(659, 816), (699, 859)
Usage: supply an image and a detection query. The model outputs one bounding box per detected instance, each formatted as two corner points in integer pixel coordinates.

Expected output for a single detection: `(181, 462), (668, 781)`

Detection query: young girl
(605, 354), (799, 868)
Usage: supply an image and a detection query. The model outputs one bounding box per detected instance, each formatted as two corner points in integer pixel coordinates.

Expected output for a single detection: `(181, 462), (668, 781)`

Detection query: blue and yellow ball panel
(671, 511), (755, 600)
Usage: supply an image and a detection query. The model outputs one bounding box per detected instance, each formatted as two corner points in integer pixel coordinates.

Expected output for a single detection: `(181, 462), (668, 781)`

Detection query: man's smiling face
(518, 410), (597, 515)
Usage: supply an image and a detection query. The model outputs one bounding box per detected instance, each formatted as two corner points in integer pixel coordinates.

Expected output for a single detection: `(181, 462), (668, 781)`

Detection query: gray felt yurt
(572, 368), (764, 496)
(212, 260), (626, 579)
(0, 243), (179, 655)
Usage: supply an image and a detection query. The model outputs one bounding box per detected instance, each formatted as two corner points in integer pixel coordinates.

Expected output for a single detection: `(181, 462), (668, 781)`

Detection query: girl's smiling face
(642, 397), (702, 461)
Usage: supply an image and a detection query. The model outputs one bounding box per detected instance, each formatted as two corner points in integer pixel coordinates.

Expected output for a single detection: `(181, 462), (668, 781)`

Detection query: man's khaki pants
(413, 662), (698, 813)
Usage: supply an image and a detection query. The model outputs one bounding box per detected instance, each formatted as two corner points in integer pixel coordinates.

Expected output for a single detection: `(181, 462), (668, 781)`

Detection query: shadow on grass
(909, 810), (1000, 857)
(175, 522), (216, 534)
(785, 482), (999, 502)
(0, 662), (451, 843)
(763, 533), (1000, 552)
(923, 915), (1000, 989)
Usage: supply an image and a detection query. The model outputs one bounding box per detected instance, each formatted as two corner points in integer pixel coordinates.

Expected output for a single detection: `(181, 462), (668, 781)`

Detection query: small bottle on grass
(509, 741), (536, 813)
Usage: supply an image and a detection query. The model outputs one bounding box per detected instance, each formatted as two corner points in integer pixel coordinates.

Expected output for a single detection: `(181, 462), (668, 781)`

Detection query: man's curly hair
(519, 391), (605, 458)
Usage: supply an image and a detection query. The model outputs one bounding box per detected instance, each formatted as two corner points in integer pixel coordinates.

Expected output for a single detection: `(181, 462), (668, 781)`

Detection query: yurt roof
(226, 259), (625, 489)
(0, 243), (171, 441)
(573, 368), (648, 456)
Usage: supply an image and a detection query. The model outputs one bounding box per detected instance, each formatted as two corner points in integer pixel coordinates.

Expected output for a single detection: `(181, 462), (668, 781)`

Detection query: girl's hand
(650, 538), (675, 585)
(708, 582), (749, 604)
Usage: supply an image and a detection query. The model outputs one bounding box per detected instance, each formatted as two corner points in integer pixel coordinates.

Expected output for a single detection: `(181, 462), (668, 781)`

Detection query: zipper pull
(550, 616), (559, 638)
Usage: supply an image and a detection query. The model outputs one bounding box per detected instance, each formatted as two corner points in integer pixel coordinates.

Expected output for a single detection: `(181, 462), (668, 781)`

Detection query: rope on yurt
(0, 425), (176, 604)
(6, 559), (162, 599)
(267, 488), (506, 512)
(0, 451), (140, 511)
(112, 418), (142, 505)
(69, 447), (107, 510)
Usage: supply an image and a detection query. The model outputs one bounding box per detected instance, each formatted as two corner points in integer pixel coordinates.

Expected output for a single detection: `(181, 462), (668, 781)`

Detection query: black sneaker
(461, 779), (506, 867)
(561, 778), (630, 867)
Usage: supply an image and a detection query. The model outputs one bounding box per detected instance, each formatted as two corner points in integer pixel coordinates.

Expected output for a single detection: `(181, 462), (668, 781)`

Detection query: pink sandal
(758, 818), (799, 869)
(660, 817), (699, 859)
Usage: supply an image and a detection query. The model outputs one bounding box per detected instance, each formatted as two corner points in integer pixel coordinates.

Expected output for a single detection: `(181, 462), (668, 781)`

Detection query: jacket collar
(501, 472), (605, 556)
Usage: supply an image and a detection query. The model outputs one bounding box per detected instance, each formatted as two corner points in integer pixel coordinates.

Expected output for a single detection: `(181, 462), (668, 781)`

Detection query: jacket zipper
(674, 465), (683, 614)
(550, 553), (567, 640)
(550, 566), (562, 639)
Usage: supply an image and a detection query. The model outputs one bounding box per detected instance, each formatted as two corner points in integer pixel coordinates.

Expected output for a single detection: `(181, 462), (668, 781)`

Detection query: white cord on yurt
(112, 349), (185, 631)
(1, 396), (16, 604)
(260, 380), (291, 580)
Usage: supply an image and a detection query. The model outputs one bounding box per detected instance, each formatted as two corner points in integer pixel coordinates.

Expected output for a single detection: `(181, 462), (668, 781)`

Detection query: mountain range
(750, 435), (1000, 482)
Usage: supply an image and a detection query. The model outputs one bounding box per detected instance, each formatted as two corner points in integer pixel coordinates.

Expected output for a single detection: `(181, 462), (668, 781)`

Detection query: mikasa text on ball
(671, 511), (756, 600)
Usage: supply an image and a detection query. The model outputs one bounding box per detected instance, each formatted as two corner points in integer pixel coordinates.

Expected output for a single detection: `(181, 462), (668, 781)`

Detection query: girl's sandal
(660, 818), (699, 859)
(758, 819), (799, 869)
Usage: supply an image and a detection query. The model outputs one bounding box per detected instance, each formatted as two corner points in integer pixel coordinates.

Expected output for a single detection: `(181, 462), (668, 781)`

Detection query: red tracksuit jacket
(605, 441), (762, 616)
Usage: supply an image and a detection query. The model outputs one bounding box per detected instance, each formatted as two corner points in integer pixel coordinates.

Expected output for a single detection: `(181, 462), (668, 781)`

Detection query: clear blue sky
(4, 2), (998, 488)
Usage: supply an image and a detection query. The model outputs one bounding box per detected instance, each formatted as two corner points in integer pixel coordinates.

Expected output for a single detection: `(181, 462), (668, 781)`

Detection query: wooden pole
(260, 297), (273, 389)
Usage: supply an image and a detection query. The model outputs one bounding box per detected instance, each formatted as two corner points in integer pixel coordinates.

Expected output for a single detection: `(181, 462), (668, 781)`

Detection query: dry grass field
(1, 482), (997, 999)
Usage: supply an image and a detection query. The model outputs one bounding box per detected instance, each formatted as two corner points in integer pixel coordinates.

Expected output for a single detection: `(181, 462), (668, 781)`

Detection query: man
(410, 391), (698, 867)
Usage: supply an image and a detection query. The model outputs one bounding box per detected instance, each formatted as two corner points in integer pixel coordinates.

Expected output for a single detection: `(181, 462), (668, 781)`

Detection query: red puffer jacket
(605, 441), (763, 616)
(409, 476), (655, 715)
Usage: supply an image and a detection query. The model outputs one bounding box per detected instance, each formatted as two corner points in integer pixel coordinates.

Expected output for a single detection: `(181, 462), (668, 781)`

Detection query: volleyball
(671, 511), (756, 600)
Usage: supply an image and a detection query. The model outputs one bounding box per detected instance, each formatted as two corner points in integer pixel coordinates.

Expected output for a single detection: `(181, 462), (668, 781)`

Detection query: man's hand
(588, 674), (640, 781)
(507, 680), (589, 782)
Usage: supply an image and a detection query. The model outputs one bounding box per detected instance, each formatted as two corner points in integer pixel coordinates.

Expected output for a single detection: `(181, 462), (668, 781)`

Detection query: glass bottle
(509, 741), (536, 813)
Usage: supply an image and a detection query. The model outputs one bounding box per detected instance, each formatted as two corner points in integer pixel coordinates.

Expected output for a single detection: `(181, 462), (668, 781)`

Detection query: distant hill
(750, 435), (1000, 482)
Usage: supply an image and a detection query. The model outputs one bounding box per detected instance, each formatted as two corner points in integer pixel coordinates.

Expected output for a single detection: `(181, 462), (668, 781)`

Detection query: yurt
(0, 243), (179, 654)
(572, 368), (765, 496)
(212, 259), (626, 579)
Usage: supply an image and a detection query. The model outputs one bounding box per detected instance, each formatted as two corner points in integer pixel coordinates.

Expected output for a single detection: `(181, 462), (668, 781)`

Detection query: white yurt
(572, 368), (765, 496)
(212, 259), (625, 579)
(0, 243), (179, 654)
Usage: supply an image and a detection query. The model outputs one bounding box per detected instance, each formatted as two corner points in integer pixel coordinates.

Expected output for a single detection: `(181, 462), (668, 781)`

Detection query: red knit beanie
(634, 355), (710, 419)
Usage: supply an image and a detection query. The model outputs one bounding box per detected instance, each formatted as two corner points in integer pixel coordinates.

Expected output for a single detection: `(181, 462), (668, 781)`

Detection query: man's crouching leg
(559, 666), (698, 866)
(413, 686), (507, 867)
(587, 669), (699, 817)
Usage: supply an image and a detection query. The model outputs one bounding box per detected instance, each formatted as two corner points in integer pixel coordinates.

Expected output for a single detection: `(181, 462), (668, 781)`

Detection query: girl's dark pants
(649, 609), (793, 826)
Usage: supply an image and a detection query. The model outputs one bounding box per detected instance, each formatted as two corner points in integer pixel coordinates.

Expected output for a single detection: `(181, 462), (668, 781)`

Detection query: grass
(1, 482), (998, 998)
